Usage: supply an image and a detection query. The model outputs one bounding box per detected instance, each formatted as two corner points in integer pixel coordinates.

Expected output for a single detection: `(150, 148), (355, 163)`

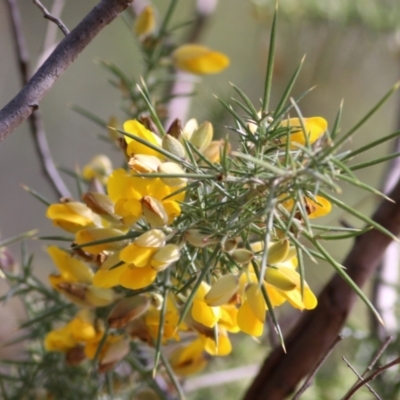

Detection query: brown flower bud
(108, 295), (150, 329)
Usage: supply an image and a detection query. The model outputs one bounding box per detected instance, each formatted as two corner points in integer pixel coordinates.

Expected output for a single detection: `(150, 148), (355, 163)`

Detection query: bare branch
(35, 0), (68, 71)
(342, 357), (381, 399)
(5, 0), (71, 198)
(342, 336), (393, 400)
(32, 0), (69, 36)
(243, 176), (400, 400)
(0, 0), (134, 142)
(342, 356), (400, 400)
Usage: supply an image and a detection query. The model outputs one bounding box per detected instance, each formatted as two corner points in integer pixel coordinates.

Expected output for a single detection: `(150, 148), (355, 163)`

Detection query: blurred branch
(0, 0), (134, 142)
(6, 0), (71, 199)
(165, 0), (219, 127)
(342, 355), (400, 400)
(341, 357), (381, 399)
(370, 94), (400, 337)
(243, 176), (400, 400)
(32, 0), (70, 36)
(342, 336), (392, 400)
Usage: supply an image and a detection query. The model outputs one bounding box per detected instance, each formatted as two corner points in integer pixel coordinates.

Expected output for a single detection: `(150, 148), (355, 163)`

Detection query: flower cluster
(44, 114), (331, 377)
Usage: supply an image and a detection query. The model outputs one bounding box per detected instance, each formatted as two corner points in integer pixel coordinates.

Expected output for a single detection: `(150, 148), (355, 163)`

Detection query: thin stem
(32, 0), (70, 36)
(6, 0), (71, 198)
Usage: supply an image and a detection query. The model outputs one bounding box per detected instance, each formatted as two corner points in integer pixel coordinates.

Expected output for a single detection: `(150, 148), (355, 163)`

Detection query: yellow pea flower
(123, 120), (163, 159)
(280, 195), (332, 219)
(135, 6), (156, 39)
(75, 227), (128, 255)
(191, 281), (222, 328)
(45, 324), (77, 352)
(46, 201), (101, 233)
(47, 246), (115, 307)
(280, 117), (328, 149)
(82, 155), (113, 185)
(173, 44), (230, 75)
(169, 338), (208, 376)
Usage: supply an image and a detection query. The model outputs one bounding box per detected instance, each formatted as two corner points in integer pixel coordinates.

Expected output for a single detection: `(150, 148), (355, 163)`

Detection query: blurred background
(1, 0), (400, 398)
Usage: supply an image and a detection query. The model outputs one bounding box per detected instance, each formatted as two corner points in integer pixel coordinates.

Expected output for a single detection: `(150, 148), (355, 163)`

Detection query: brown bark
(244, 177), (400, 400)
(0, 0), (134, 141)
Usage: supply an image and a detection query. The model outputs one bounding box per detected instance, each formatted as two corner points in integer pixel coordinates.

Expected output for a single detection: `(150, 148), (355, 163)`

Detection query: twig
(341, 357), (381, 400)
(292, 335), (343, 400)
(243, 175), (400, 400)
(342, 355), (400, 400)
(0, 0), (134, 141)
(32, 0), (70, 36)
(36, 0), (68, 71)
(363, 336), (392, 375)
(342, 336), (392, 400)
(5, 0), (71, 199)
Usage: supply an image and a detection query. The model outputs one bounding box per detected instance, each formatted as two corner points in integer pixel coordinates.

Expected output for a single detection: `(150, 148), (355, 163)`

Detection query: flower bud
(204, 275), (239, 306)
(108, 295), (150, 329)
(158, 162), (187, 187)
(75, 228), (128, 255)
(82, 192), (121, 225)
(151, 244), (180, 271)
(202, 139), (230, 163)
(264, 267), (297, 291)
(135, 229), (166, 248)
(128, 154), (161, 173)
(231, 249), (253, 265)
(99, 337), (130, 373)
(223, 237), (238, 253)
(267, 239), (290, 265)
(185, 229), (219, 248)
(190, 121), (213, 152)
(86, 285), (115, 307)
(167, 118), (182, 139)
(82, 155), (113, 184)
(172, 45), (230, 75)
(135, 6), (156, 39)
(141, 196), (168, 228)
(182, 118), (198, 141)
(162, 134), (186, 159)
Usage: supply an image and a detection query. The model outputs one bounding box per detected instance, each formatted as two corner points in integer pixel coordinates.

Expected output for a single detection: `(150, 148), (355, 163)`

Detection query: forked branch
(0, 0), (134, 142)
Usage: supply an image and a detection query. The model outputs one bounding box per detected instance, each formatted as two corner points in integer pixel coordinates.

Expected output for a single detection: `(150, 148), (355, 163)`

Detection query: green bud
(189, 121), (213, 152)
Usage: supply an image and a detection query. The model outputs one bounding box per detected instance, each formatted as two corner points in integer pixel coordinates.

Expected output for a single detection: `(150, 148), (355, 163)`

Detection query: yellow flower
(84, 333), (129, 372)
(46, 201), (101, 233)
(123, 120), (163, 159)
(75, 227), (128, 255)
(169, 338), (208, 376)
(45, 324), (77, 352)
(82, 155), (113, 184)
(135, 6), (156, 39)
(172, 44), (230, 75)
(191, 281), (221, 328)
(280, 117), (328, 148)
(204, 274), (239, 307)
(145, 295), (182, 343)
(237, 283), (266, 337)
(45, 310), (99, 353)
(47, 246), (115, 307)
(107, 168), (184, 226)
(281, 195), (332, 219)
